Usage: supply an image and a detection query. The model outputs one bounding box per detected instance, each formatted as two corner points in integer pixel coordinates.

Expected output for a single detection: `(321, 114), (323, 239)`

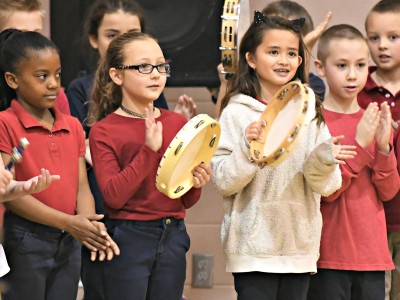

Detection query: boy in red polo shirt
(0, 29), (119, 300)
(357, 1), (400, 299)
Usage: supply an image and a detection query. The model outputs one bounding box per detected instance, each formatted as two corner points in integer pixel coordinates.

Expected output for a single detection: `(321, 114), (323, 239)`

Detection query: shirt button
(49, 134), (53, 138)
(166, 218), (171, 225)
(391, 102), (395, 107)
(379, 88), (383, 92)
(385, 93), (391, 98)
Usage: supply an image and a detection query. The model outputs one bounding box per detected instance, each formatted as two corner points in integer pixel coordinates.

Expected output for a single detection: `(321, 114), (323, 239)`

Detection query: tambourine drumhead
(156, 114), (220, 199)
(220, 0), (250, 74)
(250, 81), (316, 167)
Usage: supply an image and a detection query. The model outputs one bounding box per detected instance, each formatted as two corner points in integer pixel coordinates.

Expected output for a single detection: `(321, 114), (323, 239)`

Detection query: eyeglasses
(116, 63), (171, 74)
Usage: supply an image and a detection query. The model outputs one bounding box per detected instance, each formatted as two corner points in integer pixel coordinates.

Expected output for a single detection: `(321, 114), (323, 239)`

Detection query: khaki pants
(386, 232), (400, 300)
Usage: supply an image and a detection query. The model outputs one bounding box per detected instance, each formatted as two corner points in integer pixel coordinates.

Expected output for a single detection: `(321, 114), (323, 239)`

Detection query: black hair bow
(253, 11), (305, 32)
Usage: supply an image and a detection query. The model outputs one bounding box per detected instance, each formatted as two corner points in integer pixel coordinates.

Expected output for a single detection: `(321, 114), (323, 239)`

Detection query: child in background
(0, 29), (119, 300)
(262, 0), (332, 100)
(0, 0), (70, 114)
(308, 24), (399, 300)
(211, 11), (353, 300)
(358, 3), (400, 298)
(88, 31), (212, 300)
(68, 0), (196, 137)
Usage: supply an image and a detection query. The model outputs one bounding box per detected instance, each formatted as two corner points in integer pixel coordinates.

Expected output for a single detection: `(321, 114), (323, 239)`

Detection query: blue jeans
(2, 212), (81, 300)
(103, 217), (190, 300)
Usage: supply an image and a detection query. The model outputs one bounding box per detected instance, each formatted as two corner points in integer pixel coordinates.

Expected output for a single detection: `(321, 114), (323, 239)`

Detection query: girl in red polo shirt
(0, 29), (119, 300)
(87, 31), (212, 300)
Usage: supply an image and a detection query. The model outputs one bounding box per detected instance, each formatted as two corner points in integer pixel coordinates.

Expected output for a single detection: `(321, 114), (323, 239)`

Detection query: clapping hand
(174, 94), (197, 120)
(331, 136), (357, 164)
(303, 11), (332, 51)
(145, 104), (163, 152)
(375, 102), (392, 153)
(356, 102), (380, 149)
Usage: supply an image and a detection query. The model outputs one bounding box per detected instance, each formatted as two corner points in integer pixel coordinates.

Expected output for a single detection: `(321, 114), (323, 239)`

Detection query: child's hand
(174, 94), (197, 120)
(356, 102), (380, 148)
(66, 214), (110, 252)
(145, 104), (163, 152)
(90, 221), (120, 261)
(217, 63), (228, 85)
(375, 102), (392, 153)
(22, 168), (60, 194)
(331, 136), (357, 164)
(192, 163), (213, 188)
(245, 120), (264, 142)
(303, 11), (332, 51)
(0, 169), (13, 194)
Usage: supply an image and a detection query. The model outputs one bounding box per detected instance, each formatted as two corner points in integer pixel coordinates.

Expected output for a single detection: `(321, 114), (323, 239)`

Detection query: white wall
(251, 0), (376, 35)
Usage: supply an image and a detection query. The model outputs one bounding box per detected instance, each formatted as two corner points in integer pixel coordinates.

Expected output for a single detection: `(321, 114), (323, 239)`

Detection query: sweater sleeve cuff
(345, 140), (373, 173)
(139, 144), (163, 168)
(373, 143), (396, 171)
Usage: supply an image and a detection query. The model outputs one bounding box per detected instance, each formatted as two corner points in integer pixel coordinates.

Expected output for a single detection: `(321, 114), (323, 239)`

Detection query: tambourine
(156, 114), (220, 199)
(220, 0), (250, 75)
(5, 137), (29, 170)
(250, 81), (316, 167)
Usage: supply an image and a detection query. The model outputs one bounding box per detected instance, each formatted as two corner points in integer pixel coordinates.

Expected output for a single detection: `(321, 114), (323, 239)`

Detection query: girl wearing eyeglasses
(66, 2), (196, 299)
(87, 31), (212, 300)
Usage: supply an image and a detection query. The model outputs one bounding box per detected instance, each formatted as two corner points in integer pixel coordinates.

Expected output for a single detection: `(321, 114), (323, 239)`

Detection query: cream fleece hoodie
(211, 93), (342, 274)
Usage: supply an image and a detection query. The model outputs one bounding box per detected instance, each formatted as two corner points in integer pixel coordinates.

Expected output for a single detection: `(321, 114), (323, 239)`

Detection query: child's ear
(4, 72), (18, 89)
(88, 35), (99, 50)
(245, 52), (256, 70)
(109, 68), (123, 85)
(314, 59), (325, 77)
(297, 55), (303, 68)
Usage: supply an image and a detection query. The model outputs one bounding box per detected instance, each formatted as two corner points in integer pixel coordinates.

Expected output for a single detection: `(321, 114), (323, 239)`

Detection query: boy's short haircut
(262, 0), (314, 36)
(365, 0), (400, 30)
(0, 0), (43, 30)
(317, 24), (366, 64)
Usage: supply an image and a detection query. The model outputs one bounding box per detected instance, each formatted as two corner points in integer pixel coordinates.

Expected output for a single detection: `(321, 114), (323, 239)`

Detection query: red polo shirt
(0, 100), (85, 215)
(358, 66), (400, 122)
(358, 66), (400, 232)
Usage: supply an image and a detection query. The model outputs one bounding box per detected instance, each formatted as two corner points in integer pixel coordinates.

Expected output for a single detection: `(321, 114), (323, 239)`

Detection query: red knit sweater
(89, 109), (201, 220)
(318, 108), (399, 271)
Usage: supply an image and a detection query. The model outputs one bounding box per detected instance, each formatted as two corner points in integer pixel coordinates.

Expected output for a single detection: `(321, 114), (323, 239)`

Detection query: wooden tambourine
(220, 0), (250, 75)
(250, 81), (316, 168)
(156, 114), (220, 199)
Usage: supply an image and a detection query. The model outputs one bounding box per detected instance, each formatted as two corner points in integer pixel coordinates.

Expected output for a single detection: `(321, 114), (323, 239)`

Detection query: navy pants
(307, 269), (385, 300)
(80, 167), (106, 300)
(2, 212), (81, 300)
(81, 245), (106, 300)
(233, 271), (311, 300)
(103, 217), (190, 300)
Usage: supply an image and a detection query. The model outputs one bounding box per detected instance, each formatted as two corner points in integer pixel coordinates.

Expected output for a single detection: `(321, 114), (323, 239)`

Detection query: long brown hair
(87, 31), (154, 124)
(219, 12), (324, 125)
